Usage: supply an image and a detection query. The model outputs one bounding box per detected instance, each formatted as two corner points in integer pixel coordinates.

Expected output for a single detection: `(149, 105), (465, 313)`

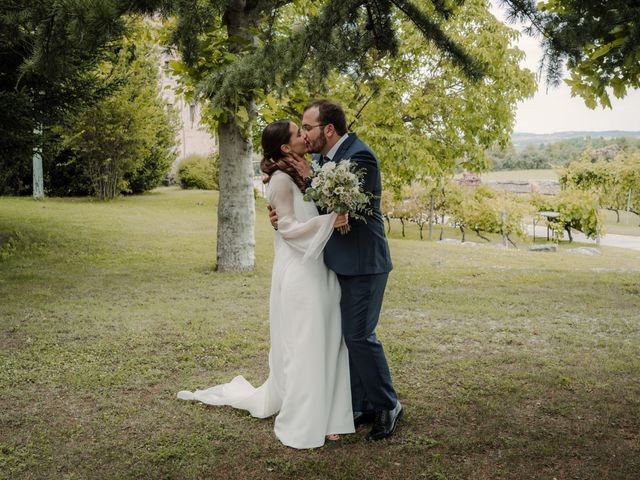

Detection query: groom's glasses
(301, 123), (327, 132)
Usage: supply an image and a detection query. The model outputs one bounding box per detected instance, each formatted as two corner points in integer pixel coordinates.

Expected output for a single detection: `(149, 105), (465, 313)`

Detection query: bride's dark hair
(260, 120), (307, 192)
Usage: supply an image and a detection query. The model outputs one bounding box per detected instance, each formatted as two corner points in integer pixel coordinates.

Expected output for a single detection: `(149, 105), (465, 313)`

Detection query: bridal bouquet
(303, 160), (371, 234)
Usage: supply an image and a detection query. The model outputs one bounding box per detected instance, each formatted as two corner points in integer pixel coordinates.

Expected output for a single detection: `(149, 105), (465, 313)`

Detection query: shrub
(177, 153), (219, 190)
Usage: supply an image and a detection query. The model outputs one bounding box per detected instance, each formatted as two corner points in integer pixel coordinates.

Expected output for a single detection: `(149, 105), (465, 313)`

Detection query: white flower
(303, 158), (369, 230)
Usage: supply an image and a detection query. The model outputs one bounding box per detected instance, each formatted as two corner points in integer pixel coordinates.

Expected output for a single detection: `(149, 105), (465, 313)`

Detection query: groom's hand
(287, 152), (312, 179)
(267, 205), (278, 230)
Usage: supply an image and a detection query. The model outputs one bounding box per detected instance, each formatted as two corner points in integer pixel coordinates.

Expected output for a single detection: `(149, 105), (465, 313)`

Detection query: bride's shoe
(326, 434), (340, 441)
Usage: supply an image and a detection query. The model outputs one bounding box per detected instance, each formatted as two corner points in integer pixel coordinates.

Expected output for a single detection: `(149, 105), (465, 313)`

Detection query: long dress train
(178, 170), (354, 449)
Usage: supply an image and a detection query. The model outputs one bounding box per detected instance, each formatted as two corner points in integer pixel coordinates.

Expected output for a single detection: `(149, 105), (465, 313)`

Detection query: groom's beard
(306, 130), (327, 154)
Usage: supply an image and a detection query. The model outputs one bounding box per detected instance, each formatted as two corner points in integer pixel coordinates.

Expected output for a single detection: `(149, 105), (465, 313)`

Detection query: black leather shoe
(366, 401), (403, 441)
(353, 410), (375, 426)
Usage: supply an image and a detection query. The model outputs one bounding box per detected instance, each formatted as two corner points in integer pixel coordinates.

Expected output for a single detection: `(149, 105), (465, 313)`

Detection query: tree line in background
(488, 137), (640, 171)
(379, 178), (605, 245)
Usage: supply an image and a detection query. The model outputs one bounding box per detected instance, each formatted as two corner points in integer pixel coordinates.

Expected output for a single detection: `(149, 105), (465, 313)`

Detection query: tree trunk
(400, 218), (405, 237)
(215, 1), (259, 272)
(216, 117), (256, 271)
(565, 226), (573, 242)
(32, 124), (44, 200)
(473, 228), (490, 242)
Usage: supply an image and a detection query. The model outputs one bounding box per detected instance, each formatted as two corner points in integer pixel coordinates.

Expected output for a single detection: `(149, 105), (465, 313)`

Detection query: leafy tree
(390, 194), (413, 239)
(0, 0), (130, 194)
(397, 183), (426, 239)
(617, 152), (640, 220)
(560, 150), (640, 223)
(502, 0), (640, 108)
(0, 90), (35, 195)
(259, 0), (535, 185)
(401, 180), (453, 240)
(380, 189), (395, 234)
(60, 22), (178, 200)
(145, 0), (500, 271)
(531, 189), (603, 241)
(448, 185), (529, 246)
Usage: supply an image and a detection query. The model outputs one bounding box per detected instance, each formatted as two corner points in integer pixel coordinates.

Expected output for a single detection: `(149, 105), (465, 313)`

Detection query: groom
(271, 99), (402, 441)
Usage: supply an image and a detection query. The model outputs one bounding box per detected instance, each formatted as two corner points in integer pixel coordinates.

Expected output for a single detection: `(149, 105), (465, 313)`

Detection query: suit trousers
(337, 272), (397, 412)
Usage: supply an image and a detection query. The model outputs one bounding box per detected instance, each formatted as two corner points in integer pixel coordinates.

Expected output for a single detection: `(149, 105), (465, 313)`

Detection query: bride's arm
(268, 172), (338, 261)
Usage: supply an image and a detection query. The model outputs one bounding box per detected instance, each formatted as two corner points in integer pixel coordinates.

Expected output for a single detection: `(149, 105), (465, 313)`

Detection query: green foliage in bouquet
(303, 160), (371, 234)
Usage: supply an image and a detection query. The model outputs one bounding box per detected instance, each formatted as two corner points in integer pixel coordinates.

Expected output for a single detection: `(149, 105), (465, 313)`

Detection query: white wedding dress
(178, 170), (354, 449)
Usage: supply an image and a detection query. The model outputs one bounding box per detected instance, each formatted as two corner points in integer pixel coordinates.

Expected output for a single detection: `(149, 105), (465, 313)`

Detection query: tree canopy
(0, 5), (177, 197)
(0, 0), (132, 194)
(501, 0), (640, 108)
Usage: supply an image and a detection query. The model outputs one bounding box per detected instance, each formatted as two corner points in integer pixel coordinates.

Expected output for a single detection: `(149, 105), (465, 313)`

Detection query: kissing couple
(179, 99), (403, 449)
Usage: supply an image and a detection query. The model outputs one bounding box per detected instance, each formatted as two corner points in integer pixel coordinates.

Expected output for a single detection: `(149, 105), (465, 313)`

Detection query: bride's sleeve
(268, 172), (337, 262)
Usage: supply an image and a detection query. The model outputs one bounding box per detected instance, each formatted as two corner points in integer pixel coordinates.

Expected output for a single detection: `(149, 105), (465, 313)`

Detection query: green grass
(2, 187), (640, 479)
(600, 210), (640, 236)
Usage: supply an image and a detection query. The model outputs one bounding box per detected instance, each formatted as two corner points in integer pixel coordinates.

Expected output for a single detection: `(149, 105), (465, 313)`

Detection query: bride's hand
(333, 213), (349, 229)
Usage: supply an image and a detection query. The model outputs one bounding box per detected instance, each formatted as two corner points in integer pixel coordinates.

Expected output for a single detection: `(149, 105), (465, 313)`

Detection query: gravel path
(527, 225), (640, 251)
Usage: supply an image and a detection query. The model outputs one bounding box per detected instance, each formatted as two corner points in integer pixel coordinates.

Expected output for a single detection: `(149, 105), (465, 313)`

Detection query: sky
(491, 3), (640, 134)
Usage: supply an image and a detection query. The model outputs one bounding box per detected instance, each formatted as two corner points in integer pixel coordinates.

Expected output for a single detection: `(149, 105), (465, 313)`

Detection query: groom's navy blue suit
(315, 133), (397, 412)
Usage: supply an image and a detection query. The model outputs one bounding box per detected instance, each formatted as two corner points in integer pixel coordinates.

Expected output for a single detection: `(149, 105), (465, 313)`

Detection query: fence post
(501, 210), (507, 247)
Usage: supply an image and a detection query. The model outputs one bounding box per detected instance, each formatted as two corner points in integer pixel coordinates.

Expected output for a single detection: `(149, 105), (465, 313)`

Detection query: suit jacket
(314, 133), (393, 276)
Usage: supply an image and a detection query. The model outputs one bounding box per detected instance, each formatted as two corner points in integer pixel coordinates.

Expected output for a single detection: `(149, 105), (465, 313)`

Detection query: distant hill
(489, 132), (640, 171)
(512, 131), (640, 150)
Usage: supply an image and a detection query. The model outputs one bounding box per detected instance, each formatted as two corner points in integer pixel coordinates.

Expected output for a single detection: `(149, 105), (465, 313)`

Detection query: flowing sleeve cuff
(302, 212), (337, 263)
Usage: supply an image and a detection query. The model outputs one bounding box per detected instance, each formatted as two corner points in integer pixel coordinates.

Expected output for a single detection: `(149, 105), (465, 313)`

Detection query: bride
(178, 119), (355, 449)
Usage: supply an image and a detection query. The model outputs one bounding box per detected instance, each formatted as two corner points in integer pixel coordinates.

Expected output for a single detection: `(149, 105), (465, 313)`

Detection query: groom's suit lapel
(332, 133), (358, 163)
(314, 134), (358, 166)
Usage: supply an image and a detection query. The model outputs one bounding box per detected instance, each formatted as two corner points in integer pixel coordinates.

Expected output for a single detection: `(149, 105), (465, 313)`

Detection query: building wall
(158, 54), (217, 173)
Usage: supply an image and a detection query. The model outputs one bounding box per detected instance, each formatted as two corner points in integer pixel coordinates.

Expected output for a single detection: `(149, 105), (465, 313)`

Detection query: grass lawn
(600, 210), (640, 237)
(1, 187), (640, 480)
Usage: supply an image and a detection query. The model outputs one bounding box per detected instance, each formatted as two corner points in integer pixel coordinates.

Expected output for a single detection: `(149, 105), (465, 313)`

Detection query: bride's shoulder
(270, 170), (293, 185)
(266, 170), (294, 199)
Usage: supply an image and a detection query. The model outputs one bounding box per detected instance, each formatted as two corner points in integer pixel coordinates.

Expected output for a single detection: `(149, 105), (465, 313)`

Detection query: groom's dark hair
(304, 100), (347, 136)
